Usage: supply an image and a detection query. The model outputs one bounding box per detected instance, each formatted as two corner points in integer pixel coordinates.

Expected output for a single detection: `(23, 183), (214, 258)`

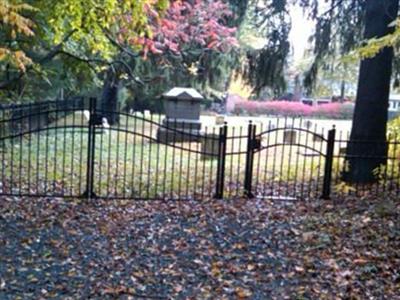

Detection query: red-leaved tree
(127, 0), (238, 58)
(104, 0), (238, 121)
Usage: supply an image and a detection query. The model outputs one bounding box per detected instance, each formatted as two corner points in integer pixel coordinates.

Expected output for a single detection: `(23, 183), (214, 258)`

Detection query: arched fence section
(1, 97), (399, 200)
(242, 122), (335, 200)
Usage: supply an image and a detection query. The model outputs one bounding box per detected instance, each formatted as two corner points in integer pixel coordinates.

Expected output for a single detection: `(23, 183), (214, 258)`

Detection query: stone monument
(157, 87), (204, 143)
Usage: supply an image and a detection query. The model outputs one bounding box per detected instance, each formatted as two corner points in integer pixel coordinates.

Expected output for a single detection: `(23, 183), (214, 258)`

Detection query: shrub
(233, 100), (354, 119)
(337, 103), (355, 119)
(313, 103), (341, 119)
(377, 116), (400, 185)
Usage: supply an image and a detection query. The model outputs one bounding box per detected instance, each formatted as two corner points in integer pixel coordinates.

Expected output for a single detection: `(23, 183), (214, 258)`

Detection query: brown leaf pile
(0, 195), (398, 299)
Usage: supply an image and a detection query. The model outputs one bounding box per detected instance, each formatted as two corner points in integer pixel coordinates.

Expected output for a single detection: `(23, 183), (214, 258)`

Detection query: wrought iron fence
(0, 97), (399, 200)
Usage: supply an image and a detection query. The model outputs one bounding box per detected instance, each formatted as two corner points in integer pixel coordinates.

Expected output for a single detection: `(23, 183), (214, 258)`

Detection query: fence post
(83, 97), (97, 200)
(244, 121), (256, 198)
(215, 123), (228, 199)
(322, 126), (336, 200)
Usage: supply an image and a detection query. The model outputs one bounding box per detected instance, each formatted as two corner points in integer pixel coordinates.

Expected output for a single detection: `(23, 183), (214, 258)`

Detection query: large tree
(237, 0), (400, 183)
(345, 0), (399, 183)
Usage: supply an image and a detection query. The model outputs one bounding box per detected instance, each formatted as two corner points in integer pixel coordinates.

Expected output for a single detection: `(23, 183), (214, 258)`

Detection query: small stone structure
(283, 130), (297, 144)
(144, 110), (151, 117)
(201, 134), (220, 160)
(215, 115), (225, 125)
(339, 147), (347, 156)
(304, 120), (313, 129)
(313, 133), (324, 142)
(157, 87), (204, 143)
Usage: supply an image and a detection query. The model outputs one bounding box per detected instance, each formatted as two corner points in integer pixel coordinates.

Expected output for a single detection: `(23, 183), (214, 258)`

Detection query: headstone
(313, 133), (324, 142)
(283, 130), (297, 144)
(157, 87), (204, 143)
(201, 133), (220, 160)
(297, 149), (320, 157)
(83, 110), (90, 122)
(304, 120), (313, 129)
(215, 115), (225, 125)
(144, 110), (151, 118)
(339, 147), (347, 156)
(102, 117), (110, 128)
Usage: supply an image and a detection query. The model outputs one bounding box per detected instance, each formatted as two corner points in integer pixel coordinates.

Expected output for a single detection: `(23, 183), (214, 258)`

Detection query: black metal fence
(0, 97), (86, 135)
(1, 98), (399, 200)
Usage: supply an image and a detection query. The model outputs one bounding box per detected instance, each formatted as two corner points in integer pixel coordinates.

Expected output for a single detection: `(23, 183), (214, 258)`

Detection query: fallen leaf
(235, 287), (252, 299)
(302, 231), (315, 242)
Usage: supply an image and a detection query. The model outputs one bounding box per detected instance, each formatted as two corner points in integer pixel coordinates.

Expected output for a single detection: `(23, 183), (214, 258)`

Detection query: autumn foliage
(126, 0), (238, 58)
(0, 0), (35, 71)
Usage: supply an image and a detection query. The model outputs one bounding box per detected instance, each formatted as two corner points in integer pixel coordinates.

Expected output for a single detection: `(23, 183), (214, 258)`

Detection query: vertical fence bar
(316, 128), (325, 196)
(83, 97), (97, 199)
(322, 126), (336, 200)
(70, 105), (76, 196)
(244, 121), (256, 198)
(186, 122), (193, 199)
(215, 123), (228, 199)
(78, 110), (84, 194)
(115, 111), (121, 197)
(123, 113), (129, 199)
(27, 103), (32, 195)
(10, 112), (15, 194)
(209, 127), (216, 198)
(236, 126), (243, 197)
(228, 127), (235, 198)
(148, 114), (154, 199)
(131, 115), (138, 198)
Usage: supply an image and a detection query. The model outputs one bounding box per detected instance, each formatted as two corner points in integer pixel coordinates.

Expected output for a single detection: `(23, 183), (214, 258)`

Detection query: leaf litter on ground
(0, 195), (398, 299)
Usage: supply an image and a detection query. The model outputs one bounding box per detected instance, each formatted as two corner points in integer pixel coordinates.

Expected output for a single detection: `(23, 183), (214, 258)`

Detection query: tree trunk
(345, 0), (399, 183)
(340, 80), (345, 101)
(101, 68), (120, 125)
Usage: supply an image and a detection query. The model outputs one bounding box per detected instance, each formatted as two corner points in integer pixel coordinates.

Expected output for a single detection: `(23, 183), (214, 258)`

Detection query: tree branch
(58, 50), (139, 83)
(102, 29), (140, 59)
(0, 30), (77, 90)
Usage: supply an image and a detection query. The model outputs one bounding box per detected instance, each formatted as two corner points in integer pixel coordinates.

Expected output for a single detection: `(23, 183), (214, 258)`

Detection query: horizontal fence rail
(1, 97), (399, 200)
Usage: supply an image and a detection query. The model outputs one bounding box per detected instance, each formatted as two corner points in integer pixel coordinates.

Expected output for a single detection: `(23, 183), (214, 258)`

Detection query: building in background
(389, 95), (400, 120)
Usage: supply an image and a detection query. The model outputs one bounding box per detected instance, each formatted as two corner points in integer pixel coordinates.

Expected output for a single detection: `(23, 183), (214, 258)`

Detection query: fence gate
(239, 120), (336, 200)
(87, 99), (221, 200)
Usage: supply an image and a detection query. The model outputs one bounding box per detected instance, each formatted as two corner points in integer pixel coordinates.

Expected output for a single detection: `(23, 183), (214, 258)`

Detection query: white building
(389, 95), (400, 119)
(389, 95), (400, 112)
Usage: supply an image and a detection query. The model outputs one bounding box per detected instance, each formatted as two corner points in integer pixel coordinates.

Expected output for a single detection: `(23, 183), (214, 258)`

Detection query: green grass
(0, 134), (327, 200)
(0, 129), (219, 199)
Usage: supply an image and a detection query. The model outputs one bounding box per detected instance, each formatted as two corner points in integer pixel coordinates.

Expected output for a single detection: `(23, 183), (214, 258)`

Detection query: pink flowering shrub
(226, 94), (245, 113)
(233, 101), (354, 119)
(313, 103), (341, 118)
